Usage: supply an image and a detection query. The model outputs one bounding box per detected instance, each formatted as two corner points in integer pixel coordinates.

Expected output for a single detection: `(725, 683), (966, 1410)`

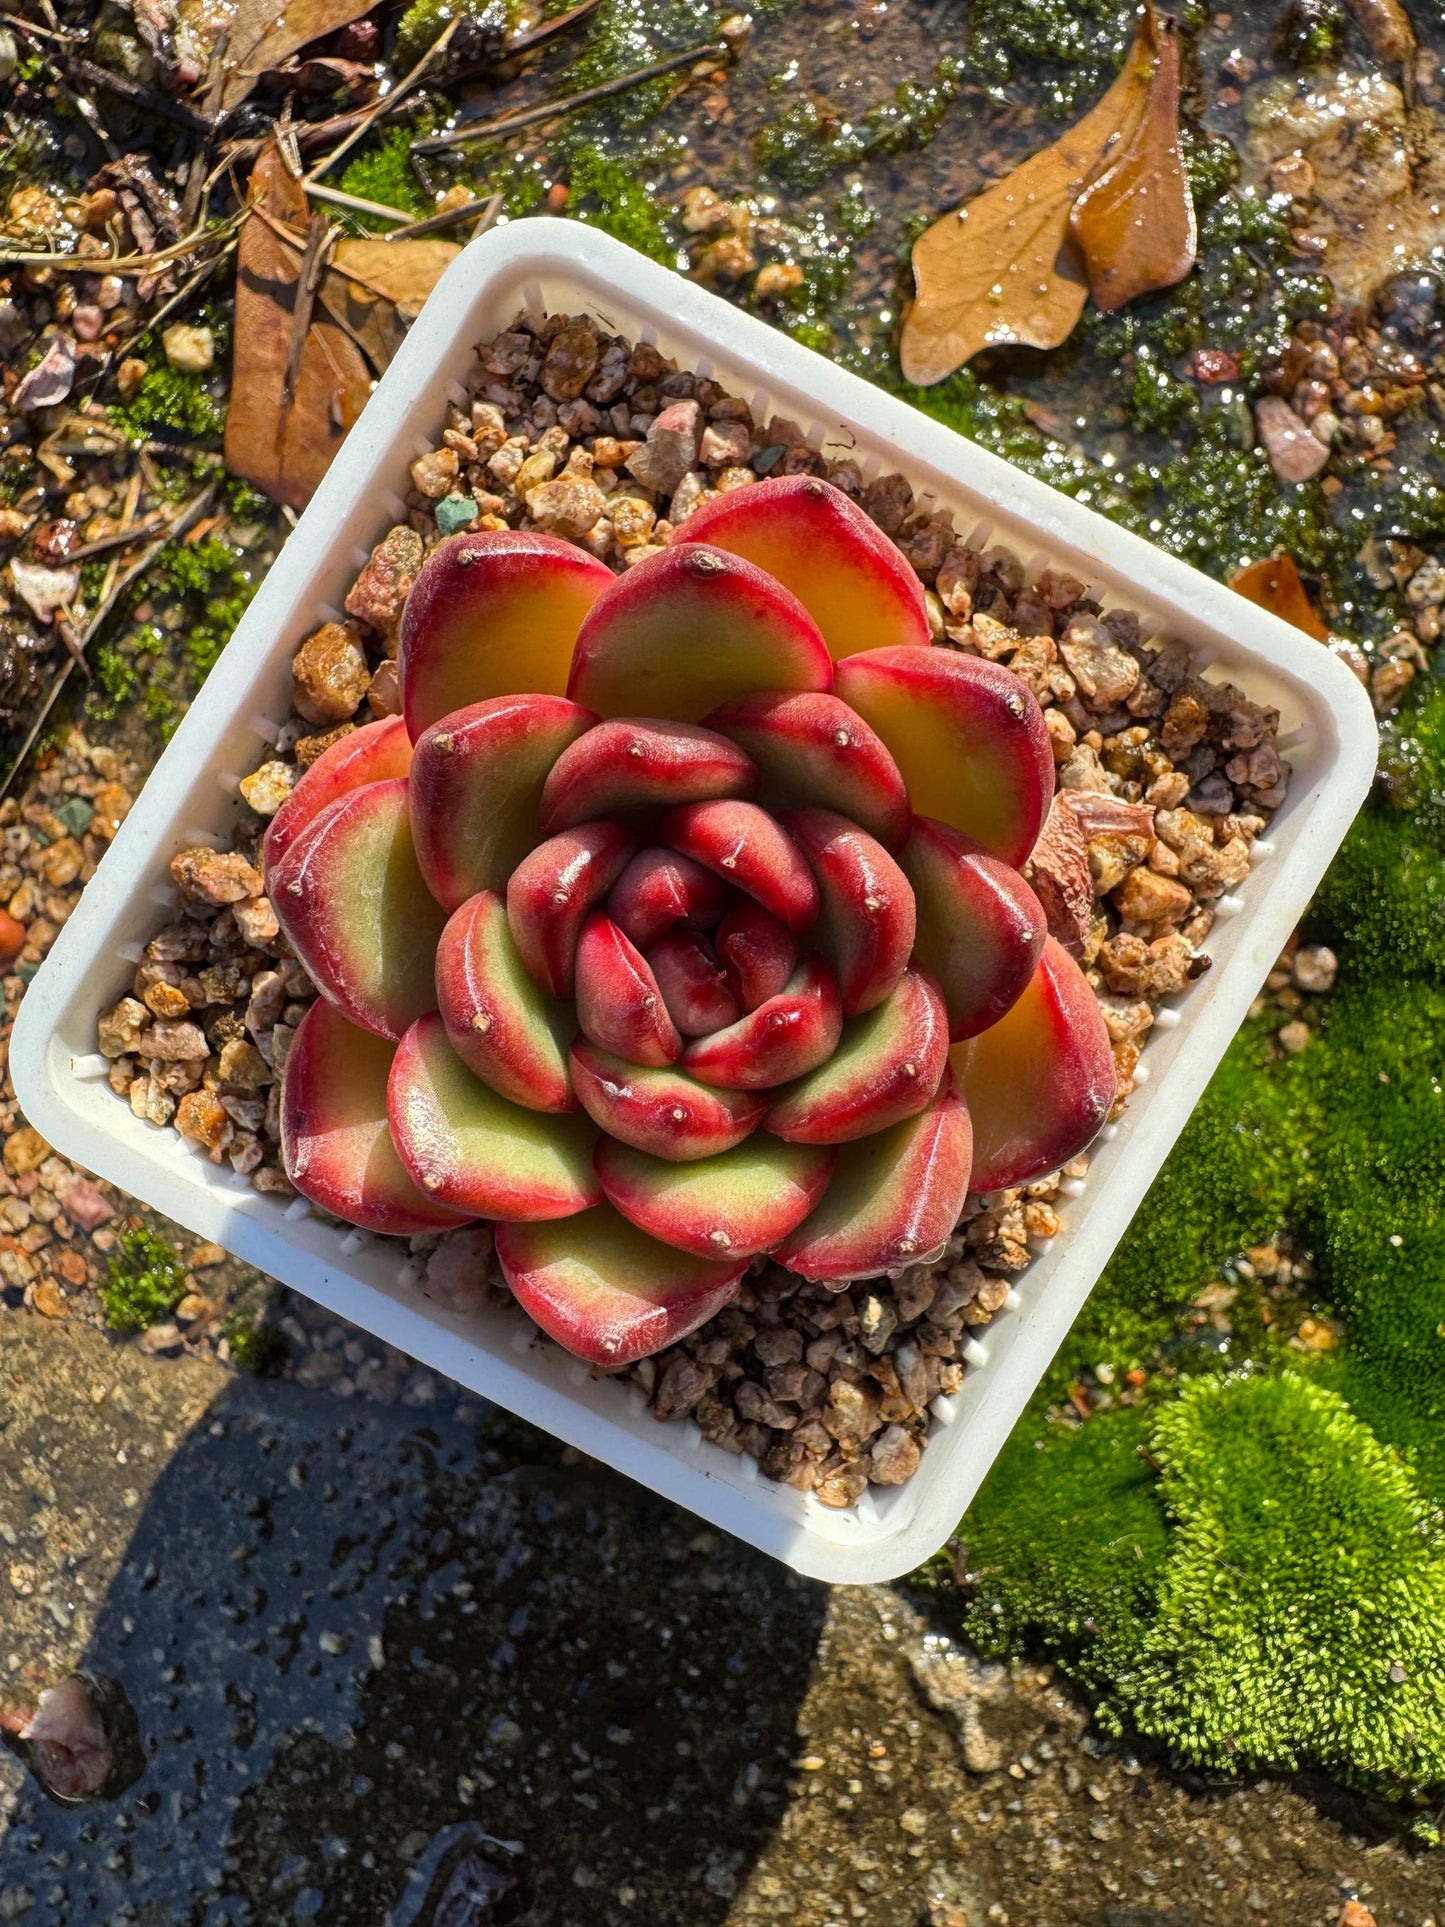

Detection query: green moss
(108, 364), (225, 442)
(1121, 1374), (1445, 1793)
(568, 0), (716, 130)
(965, 0), (1138, 109)
(565, 147), (673, 263)
(1126, 351), (1200, 434)
(1180, 127), (1240, 210)
(755, 59), (967, 191)
(102, 1227), (188, 1332)
(920, 1404), (1168, 1683)
(1276, 0), (1349, 65)
(337, 125), (429, 223)
(223, 1314), (289, 1375)
(395, 0), (514, 66)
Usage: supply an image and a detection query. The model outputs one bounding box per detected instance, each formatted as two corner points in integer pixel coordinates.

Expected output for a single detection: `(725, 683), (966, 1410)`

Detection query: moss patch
(101, 1227), (188, 1332)
(1123, 1374), (1445, 1795)
(566, 147), (674, 262)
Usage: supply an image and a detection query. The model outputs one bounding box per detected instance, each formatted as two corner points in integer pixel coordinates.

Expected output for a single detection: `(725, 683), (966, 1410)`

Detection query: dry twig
(411, 40), (724, 152)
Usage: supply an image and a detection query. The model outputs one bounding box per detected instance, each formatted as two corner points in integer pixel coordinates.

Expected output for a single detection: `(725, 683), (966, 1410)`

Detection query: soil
(4, 1306), (1445, 1925)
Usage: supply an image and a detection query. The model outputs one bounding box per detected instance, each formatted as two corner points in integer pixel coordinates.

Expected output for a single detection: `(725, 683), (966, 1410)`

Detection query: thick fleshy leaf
(540, 717), (757, 831)
(595, 1133), (835, 1259)
(574, 914), (682, 1067)
(715, 900), (797, 1011)
(949, 936), (1116, 1191)
(506, 821), (636, 1000)
(682, 954), (843, 1090)
(400, 529), (612, 738)
(900, 814), (1047, 1040)
(660, 798), (819, 933)
(765, 966), (949, 1144)
(280, 999), (473, 1234)
(264, 715), (412, 871)
(647, 930), (740, 1037)
(409, 693), (596, 912)
(773, 1073), (973, 1282)
(704, 689), (911, 851)
(570, 1039), (766, 1161)
(494, 1204), (747, 1368)
(270, 778), (447, 1040)
(833, 647), (1053, 867)
(388, 1013), (600, 1218)
(566, 543), (832, 720)
(782, 807), (915, 1016)
(606, 847), (733, 949)
(677, 475), (931, 660)
(435, 891), (576, 1112)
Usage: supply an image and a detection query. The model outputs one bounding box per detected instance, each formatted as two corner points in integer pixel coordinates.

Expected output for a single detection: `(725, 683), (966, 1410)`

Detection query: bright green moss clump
(566, 148), (673, 263)
(1122, 1374), (1445, 1793)
(102, 1228), (188, 1331)
(108, 364), (224, 442)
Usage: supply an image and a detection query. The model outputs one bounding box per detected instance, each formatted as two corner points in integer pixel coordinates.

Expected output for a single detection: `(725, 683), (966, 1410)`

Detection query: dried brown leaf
(177, 0), (377, 110)
(1229, 555), (1330, 641)
(317, 238), (461, 374)
(331, 238), (461, 312)
(223, 144), (372, 511)
(1069, 15), (1196, 313)
(900, 9), (1157, 386)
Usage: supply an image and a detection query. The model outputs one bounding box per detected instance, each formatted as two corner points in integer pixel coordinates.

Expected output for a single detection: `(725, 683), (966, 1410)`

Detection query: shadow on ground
(0, 1374), (827, 1924)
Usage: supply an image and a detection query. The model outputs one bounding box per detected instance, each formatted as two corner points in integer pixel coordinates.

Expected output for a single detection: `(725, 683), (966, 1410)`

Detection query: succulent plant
(270, 476), (1116, 1369)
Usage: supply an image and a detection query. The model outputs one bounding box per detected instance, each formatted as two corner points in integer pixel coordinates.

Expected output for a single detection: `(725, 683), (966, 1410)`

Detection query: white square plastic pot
(12, 221), (1377, 1582)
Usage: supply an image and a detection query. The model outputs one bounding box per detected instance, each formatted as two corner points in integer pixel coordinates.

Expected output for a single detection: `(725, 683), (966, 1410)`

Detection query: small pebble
(161, 323), (215, 373)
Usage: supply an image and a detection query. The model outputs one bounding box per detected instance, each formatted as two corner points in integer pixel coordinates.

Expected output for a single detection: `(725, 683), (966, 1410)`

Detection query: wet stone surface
(4, 1313), (1445, 1926)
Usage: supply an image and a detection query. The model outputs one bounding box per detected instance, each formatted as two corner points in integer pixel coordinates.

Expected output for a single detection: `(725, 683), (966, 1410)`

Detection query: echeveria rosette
(269, 476), (1117, 1371)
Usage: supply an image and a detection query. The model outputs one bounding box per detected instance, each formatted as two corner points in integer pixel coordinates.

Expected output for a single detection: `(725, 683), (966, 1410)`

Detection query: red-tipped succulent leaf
(606, 847), (733, 949)
(400, 529), (612, 739)
(595, 1133), (835, 1260)
(574, 913), (682, 1067)
(661, 798), (819, 933)
(678, 475), (931, 660)
(409, 694), (595, 912)
(833, 647), (1053, 867)
(782, 807), (915, 1016)
(704, 689), (911, 852)
(389, 1013), (600, 1219)
(264, 715), (413, 871)
(950, 937), (1116, 1192)
(567, 543), (832, 720)
(570, 1039), (767, 1161)
(281, 999), (473, 1234)
(435, 890), (576, 1112)
(269, 778), (447, 1041)
(506, 821), (636, 1000)
(901, 814), (1047, 1041)
(773, 1072), (973, 1283)
(540, 717), (757, 831)
(495, 1204), (747, 1370)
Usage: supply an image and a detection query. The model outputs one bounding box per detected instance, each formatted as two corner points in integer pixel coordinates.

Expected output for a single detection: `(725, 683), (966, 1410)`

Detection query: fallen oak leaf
(1069, 12), (1196, 313)
(175, 0), (380, 111)
(1229, 554), (1330, 641)
(224, 142), (372, 511)
(318, 236), (461, 374)
(900, 6), (1158, 385)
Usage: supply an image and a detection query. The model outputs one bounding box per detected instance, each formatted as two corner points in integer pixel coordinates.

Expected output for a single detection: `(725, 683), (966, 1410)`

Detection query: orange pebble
(0, 910), (26, 965)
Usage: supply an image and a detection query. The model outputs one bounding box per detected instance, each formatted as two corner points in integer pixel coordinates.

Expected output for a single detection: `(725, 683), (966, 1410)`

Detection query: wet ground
(4, 1306), (1445, 1924)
